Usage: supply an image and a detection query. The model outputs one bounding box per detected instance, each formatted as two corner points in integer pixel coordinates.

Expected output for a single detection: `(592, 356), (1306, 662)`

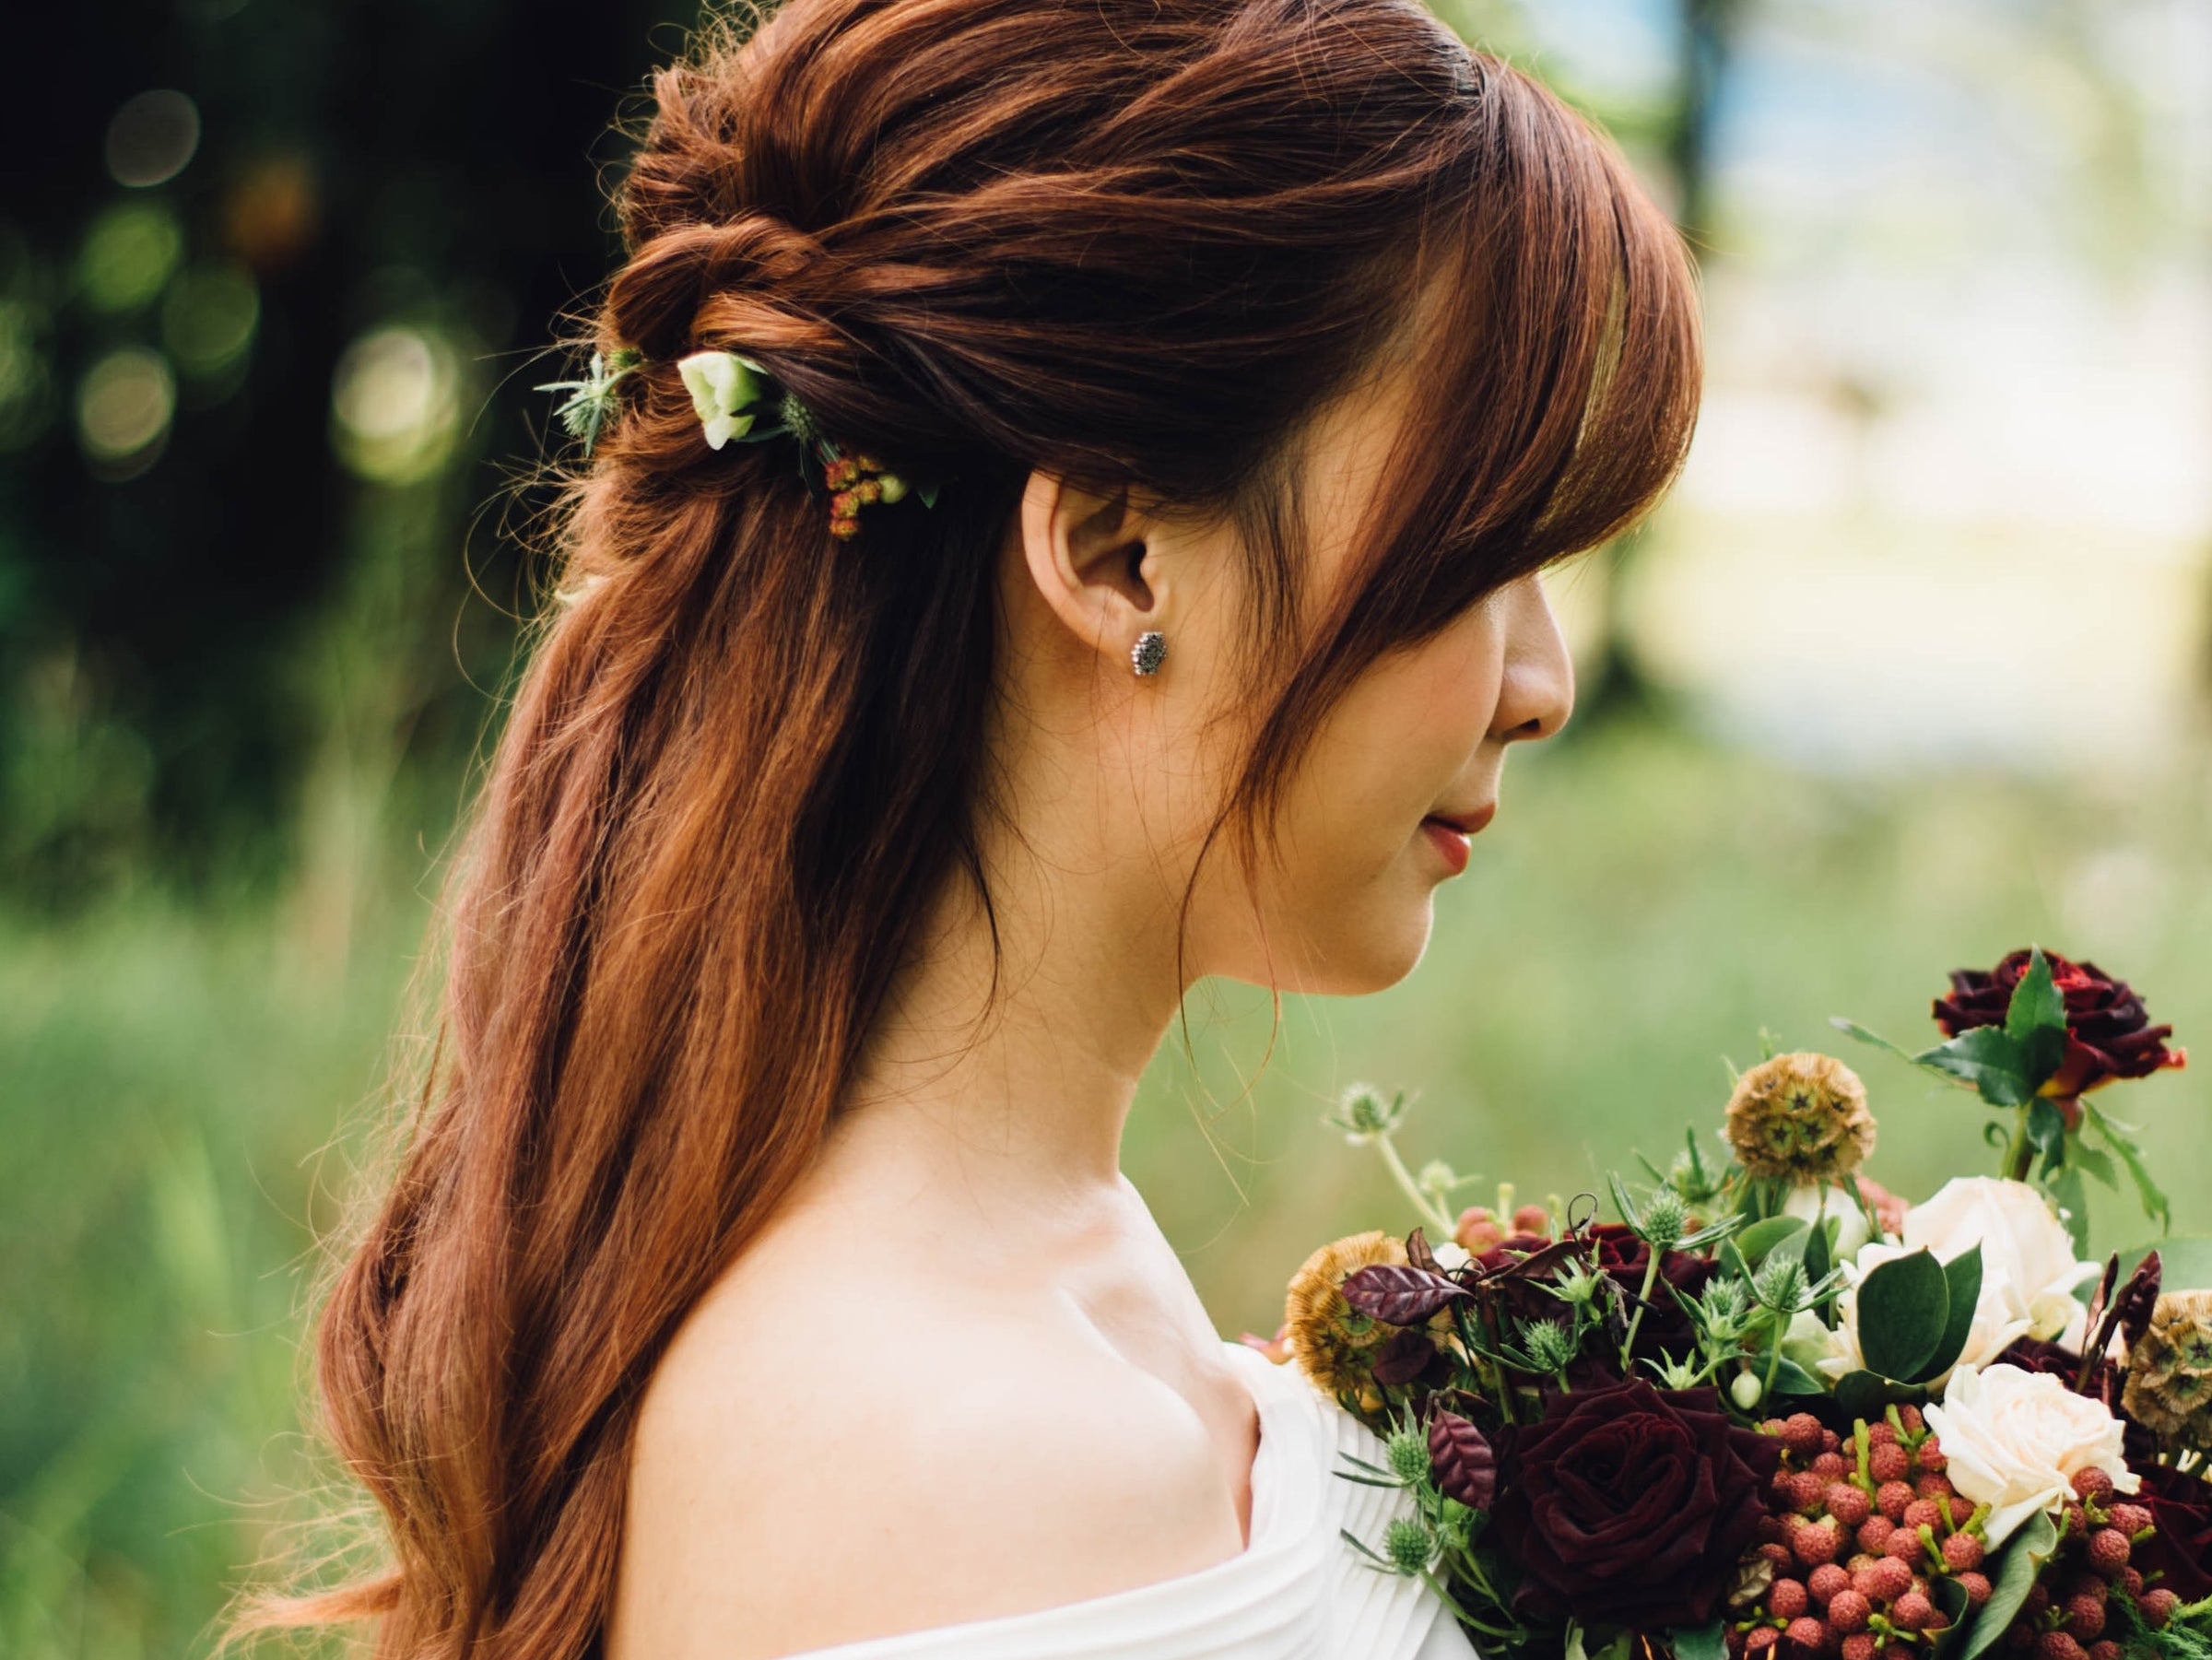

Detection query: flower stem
(1377, 1132), (1456, 1238)
(2004, 1107), (2033, 1183)
(1618, 1248), (1665, 1372)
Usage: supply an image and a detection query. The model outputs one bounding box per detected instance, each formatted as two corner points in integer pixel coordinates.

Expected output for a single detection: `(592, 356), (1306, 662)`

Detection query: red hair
(234, 0), (1699, 1652)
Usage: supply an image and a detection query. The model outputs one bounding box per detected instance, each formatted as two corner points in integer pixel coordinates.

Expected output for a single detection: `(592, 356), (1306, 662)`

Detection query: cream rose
(1817, 1178), (2097, 1388)
(1905, 1178), (2098, 1349)
(1923, 1362), (2139, 1548)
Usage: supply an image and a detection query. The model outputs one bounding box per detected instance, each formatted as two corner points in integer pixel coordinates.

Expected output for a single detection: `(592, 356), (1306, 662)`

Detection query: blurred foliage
(0, 0), (695, 904)
(5, 720), (2209, 1655)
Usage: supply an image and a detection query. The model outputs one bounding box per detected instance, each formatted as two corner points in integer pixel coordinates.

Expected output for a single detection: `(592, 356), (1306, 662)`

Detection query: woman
(244, 0), (1699, 1654)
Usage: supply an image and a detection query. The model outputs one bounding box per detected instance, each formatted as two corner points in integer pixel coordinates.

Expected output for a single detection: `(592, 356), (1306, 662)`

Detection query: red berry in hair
(1884, 1647), (1913, 1660)
(2108, 1503), (2154, 1538)
(1747, 1630), (1780, 1654)
(1789, 1471), (1831, 1513)
(2038, 1634), (2086, 1660)
(1944, 1531), (1986, 1572)
(1812, 1452), (1850, 1478)
(1865, 1420), (1897, 1445)
(1794, 1520), (1843, 1566)
(2073, 1467), (2116, 1502)
(1892, 1591), (1934, 1631)
(1785, 1617), (1828, 1653)
(1759, 1513), (1792, 1545)
(1884, 1527), (1924, 1563)
(1760, 1541), (1795, 1571)
(1915, 1440), (1947, 1476)
(2119, 1568), (2144, 1597)
(1827, 1485), (1873, 1527)
(1947, 1494), (1979, 1528)
(2025, 1583), (2053, 1617)
(1915, 1473), (1956, 1501)
(1897, 1405), (1925, 1434)
(1959, 1572), (1993, 1607)
(1771, 1579), (1810, 1620)
(2005, 1621), (2035, 1651)
(2088, 1644), (2120, 1660)
(2065, 1595), (2106, 1642)
(1869, 1443), (1912, 1484)
(2142, 1588), (2180, 1627)
(1856, 1516), (1895, 1554)
(1877, 1480), (1915, 1521)
(1810, 1564), (1852, 1607)
(1823, 1429), (1844, 1453)
(2085, 1529), (2131, 1574)
(1841, 1636), (1877, 1660)
(1784, 1414), (1827, 1455)
(1903, 1500), (1944, 1533)
(1828, 1590), (1872, 1633)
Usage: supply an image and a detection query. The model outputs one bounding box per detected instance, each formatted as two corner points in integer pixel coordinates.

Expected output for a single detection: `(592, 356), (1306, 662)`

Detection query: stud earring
(1131, 630), (1166, 677)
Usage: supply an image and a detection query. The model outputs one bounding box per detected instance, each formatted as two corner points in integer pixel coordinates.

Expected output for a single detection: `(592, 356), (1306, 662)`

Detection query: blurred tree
(0, 0), (695, 903)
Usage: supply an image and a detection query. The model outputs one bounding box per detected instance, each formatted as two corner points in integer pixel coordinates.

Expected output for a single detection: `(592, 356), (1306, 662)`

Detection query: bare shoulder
(606, 1242), (1250, 1660)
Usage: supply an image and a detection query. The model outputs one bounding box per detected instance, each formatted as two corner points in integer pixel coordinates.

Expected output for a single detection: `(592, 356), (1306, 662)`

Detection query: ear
(1015, 470), (1166, 669)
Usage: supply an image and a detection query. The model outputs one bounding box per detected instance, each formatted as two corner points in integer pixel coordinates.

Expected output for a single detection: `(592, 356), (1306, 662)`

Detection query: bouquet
(1253, 946), (2205, 1660)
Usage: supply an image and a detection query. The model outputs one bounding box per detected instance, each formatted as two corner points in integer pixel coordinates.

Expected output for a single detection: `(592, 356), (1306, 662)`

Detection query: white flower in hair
(677, 349), (772, 450)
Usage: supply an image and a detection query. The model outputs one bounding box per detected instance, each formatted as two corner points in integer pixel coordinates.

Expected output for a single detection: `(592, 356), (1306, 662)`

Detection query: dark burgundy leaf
(1428, 1409), (1499, 1511)
(1342, 1263), (1470, 1325)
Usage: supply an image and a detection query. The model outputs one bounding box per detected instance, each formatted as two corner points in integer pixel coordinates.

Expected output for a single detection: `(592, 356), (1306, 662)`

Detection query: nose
(1490, 572), (1575, 745)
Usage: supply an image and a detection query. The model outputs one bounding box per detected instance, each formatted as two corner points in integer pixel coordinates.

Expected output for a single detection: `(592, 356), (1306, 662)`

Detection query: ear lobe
(1018, 470), (1163, 663)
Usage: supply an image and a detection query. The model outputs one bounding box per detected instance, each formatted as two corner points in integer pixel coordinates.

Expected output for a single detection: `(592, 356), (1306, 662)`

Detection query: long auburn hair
(241, 0), (1700, 1652)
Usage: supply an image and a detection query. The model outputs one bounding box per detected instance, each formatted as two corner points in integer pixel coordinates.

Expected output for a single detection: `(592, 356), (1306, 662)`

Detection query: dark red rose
(1491, 1379), (1784, 1631)
(1590, 1222), (1715, 1364)
(2135, 1463), (2212, 1603)
(1935, 948), (2187, 1113)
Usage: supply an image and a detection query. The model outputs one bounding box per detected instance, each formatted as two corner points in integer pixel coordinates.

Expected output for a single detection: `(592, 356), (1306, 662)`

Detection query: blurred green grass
(4, 719), (2207, 1656)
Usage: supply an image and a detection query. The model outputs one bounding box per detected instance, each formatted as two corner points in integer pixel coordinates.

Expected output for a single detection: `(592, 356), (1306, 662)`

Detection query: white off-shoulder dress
(786, 1338), (1478, 1659)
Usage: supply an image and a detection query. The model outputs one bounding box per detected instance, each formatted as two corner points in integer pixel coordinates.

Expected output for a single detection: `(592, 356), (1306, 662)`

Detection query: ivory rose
(1924, 1362), (2139, 1548)
(1817, 1177), (2097, 1386)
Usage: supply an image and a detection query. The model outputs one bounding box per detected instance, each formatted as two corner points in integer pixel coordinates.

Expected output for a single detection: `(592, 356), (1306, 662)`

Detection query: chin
(1263, 900), (1435, 997)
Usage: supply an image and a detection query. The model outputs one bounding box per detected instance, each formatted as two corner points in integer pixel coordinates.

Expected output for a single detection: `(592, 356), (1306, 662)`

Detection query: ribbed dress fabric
(784, 1338), (1478, 1659)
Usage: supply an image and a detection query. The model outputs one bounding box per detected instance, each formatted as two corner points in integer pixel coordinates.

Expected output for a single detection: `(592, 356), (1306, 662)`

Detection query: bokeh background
(4, 0), (2209, 1652)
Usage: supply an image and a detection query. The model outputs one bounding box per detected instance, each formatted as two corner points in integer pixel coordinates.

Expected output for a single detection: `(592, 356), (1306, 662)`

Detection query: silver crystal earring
(1131, 630), (1166, 677)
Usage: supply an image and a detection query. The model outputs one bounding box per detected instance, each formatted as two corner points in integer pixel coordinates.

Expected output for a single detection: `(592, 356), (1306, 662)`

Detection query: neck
(831, 799), (1189, 1225)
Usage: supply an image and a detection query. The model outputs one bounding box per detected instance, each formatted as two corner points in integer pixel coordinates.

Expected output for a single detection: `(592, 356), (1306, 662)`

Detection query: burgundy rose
(2135, 1463), (2212, 1603)
(1491, 1378), (1783, 1631)
(1935, 948), (2187, 1118)
(1591, 1222), (1715, 1364)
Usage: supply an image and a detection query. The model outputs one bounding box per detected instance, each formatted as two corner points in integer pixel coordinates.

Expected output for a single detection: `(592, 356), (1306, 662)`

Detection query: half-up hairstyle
(240, 0), (1700, 1652)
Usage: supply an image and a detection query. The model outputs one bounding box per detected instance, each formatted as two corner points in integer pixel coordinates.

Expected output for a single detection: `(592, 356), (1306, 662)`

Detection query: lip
(1423, 804), (1497, 837)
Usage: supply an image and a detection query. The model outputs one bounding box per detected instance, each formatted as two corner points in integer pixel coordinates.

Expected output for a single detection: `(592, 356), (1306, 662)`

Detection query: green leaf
(1959, 1511), (2060, 1660)
(2072, 1143), (2118, 1188)
(1670, 1621), (1727, 1660)
(1928, 1572), (1974, 1659)
(2006, 948), (2067, 1038)
(1915, 1245), (1983, 1384)
(1802, 1208), (1834, 1300)
(1830, 1017), (1924, 1066)
(1910, 1027), (2034, 1107)
(1733, 1216), (1810, 1269)
(2027, 1097), (2069, 1178)
(2049, 1165), (2090, 1257)
(1857, 1249), (1952, 1383)
(1768, 1359), (1830, 1397)
(2085, 1102), (2172, 1235)
(916, 479), (941, 509)
(1834, 1369), (1927, 1423)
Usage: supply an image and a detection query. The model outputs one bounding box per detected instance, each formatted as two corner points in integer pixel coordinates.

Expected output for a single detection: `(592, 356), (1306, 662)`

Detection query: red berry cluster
(1993, 1467), (2173, 1659)
(1729, 1409), (1989, 1659)
(823, 453), (904, 540)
